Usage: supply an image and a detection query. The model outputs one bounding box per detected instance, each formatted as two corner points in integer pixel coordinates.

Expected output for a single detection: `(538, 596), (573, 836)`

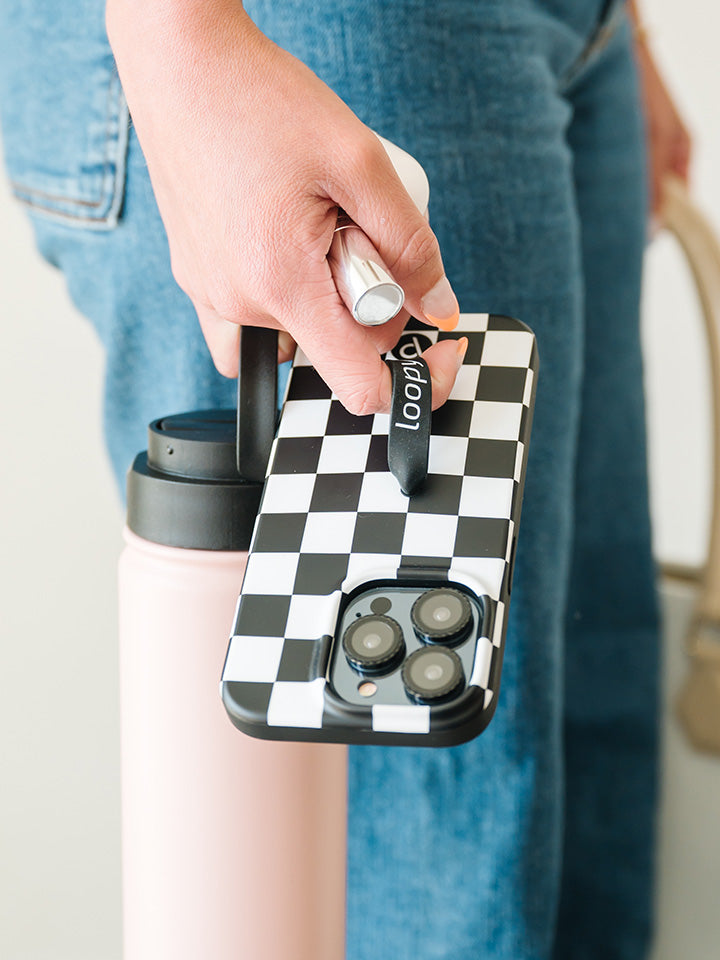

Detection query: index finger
(282, 284), (394, 416)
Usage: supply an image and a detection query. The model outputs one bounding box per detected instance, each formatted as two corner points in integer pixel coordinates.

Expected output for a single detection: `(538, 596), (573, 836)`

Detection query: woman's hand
(106, 0), (463, 414)
(632, 19), (692, 217)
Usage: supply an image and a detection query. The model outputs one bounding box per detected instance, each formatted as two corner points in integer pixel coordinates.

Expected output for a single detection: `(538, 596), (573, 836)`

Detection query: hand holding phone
(222, 313), (537, 746)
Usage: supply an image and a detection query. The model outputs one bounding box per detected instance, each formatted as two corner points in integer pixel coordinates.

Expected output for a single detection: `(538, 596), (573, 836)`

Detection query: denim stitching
(10, 69), (128, 224)
(558, 0), (625, 93)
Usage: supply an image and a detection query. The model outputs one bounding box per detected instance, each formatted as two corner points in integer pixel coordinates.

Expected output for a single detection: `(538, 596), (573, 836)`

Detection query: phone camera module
(401, 646), (465, 703)
(342, 615), (405, 675)
(410, 588), (472, 646)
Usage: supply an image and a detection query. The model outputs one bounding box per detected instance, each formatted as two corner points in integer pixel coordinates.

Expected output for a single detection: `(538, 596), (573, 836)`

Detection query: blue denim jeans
(0, 1), (660, 957)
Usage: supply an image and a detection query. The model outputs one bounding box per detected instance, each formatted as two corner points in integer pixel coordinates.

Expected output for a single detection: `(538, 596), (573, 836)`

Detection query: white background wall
(1, 2), (719, 958)
(641, 1), (718, 567)
(0, 183), (124, 955)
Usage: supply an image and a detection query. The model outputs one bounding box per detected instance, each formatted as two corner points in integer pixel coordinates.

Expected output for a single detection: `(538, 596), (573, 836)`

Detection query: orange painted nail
(421, 276), (460, 331)
(427, 309), (460, 332)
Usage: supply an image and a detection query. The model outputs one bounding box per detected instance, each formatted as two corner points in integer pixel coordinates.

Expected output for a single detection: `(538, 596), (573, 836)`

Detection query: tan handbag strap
(661, 177), (720, 640)
(662, 178), (720, 753)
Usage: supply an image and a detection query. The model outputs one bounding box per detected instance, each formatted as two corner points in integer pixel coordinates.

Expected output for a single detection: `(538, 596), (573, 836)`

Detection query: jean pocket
(0, 0), (129, 230)
(558, 0), (627, 92)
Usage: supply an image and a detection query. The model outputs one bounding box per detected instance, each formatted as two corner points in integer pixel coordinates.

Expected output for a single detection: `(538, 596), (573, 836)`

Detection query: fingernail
(456, 337), (468, 365)
(421, 276), (459, 331)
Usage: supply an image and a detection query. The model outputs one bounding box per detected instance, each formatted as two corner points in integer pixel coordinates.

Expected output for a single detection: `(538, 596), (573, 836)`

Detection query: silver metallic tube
(328, 211), (405, 326)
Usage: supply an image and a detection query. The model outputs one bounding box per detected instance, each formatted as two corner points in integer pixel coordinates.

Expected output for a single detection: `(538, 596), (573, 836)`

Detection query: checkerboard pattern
(222, 314), (538, 745)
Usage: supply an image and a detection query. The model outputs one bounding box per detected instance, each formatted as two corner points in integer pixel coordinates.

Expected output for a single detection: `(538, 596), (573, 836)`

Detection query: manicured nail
(456, 337), (468, 365)
(421, 276), (460, 331)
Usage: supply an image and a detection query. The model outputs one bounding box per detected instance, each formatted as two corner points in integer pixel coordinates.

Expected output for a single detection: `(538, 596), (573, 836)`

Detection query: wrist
(106, 0), (267, 117)
(107, 0), (246, 23)
(106, 0), (256, 55)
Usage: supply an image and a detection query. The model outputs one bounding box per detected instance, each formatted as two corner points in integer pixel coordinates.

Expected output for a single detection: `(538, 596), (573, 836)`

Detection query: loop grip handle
(387, 356), (432, 495)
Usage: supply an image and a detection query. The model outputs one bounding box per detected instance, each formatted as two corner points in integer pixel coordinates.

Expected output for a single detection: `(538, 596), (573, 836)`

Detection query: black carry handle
(236, 327), (278, 483)
(237, 328), (432, 493)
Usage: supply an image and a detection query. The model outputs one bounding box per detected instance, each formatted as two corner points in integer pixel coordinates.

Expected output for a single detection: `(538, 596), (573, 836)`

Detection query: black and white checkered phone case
(221, 314), (537, 746)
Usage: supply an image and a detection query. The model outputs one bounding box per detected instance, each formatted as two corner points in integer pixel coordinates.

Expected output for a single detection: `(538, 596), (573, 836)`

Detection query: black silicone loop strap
(236, 328), (278, 482)
(387, 356), (432, 495)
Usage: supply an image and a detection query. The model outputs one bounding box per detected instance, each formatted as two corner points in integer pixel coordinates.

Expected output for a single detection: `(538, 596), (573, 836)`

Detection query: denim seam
(9, 70), (129, 230)
(557, 0), (626, 93)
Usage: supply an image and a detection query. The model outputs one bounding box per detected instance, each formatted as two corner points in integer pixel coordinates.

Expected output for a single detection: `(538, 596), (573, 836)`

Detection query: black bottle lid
(126, 410), (263, 551)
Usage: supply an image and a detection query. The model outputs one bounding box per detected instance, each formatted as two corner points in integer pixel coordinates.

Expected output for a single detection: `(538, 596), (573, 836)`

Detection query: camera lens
(342, 615), (405, 675)
(401, 646), (465, 703)
(410, 588), (472, 645)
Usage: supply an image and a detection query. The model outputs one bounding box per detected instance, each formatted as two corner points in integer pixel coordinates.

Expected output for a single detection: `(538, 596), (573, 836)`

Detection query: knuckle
(169, 255), (252, 326)
(391, 223), (441, 281)
(374, 326), (404, 357)
(343, 134), (387, 181)
(338, 380), (384, 418)
(209, 280), (249, 324)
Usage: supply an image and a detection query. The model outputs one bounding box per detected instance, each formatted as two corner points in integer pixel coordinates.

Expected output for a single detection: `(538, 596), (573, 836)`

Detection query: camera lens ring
(401, 646), (465, 703)
(410, 588), (473, 646)
(342, 614), (405, 675)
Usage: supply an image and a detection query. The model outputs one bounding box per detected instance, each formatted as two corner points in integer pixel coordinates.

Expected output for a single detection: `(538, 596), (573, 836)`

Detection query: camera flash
(358, 681), (377, 698)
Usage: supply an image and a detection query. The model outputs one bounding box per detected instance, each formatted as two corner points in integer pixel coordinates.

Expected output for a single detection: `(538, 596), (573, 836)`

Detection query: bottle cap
(126, 410), (263, 551)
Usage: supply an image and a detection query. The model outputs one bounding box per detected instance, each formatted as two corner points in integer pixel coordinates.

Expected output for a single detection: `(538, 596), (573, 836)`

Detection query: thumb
(423, 336), (468, 410)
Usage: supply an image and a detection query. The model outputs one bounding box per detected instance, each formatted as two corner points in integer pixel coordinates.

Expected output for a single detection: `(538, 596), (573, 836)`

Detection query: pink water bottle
(119, 395), (347, 959)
